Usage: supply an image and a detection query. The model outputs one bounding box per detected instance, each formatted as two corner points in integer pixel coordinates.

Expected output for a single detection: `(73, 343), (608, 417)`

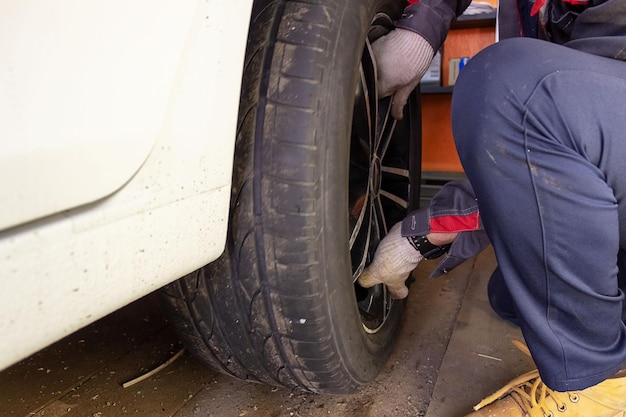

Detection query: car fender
(0, 0), (252, 370)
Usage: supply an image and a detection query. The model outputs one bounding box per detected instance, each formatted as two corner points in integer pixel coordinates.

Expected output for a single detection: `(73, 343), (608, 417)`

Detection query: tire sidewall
(320, 0), (406, 383)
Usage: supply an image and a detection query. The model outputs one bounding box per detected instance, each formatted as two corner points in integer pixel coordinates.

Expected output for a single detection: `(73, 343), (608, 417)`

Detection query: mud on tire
(160, 0), (421, 394)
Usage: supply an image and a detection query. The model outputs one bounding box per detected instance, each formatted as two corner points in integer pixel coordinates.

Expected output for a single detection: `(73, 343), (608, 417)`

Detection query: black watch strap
(406, 235), (451, 260)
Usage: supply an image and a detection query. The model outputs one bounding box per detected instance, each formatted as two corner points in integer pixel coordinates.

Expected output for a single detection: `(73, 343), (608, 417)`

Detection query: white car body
(0, 0), (253, 370)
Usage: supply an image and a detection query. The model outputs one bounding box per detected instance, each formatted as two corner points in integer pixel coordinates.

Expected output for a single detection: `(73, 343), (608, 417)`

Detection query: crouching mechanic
(358, 0), (626, 415)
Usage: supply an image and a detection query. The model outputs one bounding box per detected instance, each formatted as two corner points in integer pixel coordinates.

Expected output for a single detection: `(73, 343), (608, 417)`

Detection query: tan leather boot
(465, 368), (626, 417)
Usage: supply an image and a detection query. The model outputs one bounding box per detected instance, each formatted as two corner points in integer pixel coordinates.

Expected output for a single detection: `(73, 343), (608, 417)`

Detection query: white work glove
(357, 222), (423, 299)
(371, 28), (435, 120)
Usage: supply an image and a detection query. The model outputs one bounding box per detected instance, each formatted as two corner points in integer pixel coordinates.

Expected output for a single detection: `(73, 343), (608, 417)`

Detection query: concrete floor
(0, 247), (535, 417)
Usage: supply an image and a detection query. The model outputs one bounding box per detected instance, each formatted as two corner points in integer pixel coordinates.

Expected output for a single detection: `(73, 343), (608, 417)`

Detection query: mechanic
(358, 0), (626, 415)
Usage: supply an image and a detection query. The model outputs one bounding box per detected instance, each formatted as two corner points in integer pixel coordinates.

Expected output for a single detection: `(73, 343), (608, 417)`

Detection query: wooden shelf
(420, 18), (496, 173)
(452, 12), (496, 29)
(421, 84), (454, 95)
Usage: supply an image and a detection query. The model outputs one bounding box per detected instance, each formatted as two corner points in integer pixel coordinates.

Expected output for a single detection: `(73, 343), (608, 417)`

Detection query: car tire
(160, 0), (422, 394)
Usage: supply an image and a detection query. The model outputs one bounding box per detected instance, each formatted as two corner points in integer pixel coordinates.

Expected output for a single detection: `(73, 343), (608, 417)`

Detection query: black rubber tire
(160, 0), (421, 394)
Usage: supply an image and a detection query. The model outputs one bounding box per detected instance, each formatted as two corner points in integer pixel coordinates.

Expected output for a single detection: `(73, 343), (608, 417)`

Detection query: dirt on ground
(1, 252), (531, 417)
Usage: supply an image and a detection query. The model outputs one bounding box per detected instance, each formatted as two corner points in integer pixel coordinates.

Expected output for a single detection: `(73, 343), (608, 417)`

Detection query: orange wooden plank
(421, 94), (464, 172)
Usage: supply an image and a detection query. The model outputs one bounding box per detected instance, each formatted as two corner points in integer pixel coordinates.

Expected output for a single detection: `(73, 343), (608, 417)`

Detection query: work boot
(465, 368), (626, 417)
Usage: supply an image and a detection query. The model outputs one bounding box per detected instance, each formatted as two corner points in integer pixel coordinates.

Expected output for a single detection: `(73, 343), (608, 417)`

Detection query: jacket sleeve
(562, 0), (626, 61)
(395, 0), (473, 51)
(400, 179), (491, 278)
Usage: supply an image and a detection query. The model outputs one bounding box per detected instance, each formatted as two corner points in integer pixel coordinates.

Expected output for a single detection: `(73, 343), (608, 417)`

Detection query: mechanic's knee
(451, 38), (538, 164)
(452, 38), (536, 116)
(456, 38), (537, 92)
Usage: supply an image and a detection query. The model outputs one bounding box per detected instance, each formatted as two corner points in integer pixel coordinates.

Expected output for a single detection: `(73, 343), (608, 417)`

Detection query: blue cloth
(452, 37), (626, 391)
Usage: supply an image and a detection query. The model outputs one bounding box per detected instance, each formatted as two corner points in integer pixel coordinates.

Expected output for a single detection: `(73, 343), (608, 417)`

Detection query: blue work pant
(452, 37), (626, 392)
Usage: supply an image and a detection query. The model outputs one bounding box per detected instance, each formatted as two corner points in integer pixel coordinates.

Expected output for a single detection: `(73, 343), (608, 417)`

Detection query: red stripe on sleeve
(430, 212), (481, 233)
(530, 0), (546, 16)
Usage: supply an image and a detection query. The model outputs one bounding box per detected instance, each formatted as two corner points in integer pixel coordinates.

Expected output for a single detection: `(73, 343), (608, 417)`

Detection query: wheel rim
(350, 15), (420, 334)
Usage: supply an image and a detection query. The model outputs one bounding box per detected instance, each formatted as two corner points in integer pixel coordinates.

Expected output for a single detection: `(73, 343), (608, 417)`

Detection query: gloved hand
(357, 222), (423, 299)
(371, 28), (434, 120)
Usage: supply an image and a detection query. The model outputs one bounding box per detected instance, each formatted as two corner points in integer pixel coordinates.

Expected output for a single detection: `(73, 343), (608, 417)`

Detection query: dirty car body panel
(0, 0), (252, 370)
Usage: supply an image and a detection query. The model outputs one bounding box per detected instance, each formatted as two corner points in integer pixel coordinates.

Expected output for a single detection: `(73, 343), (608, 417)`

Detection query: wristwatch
(406, 235), (451, 260)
